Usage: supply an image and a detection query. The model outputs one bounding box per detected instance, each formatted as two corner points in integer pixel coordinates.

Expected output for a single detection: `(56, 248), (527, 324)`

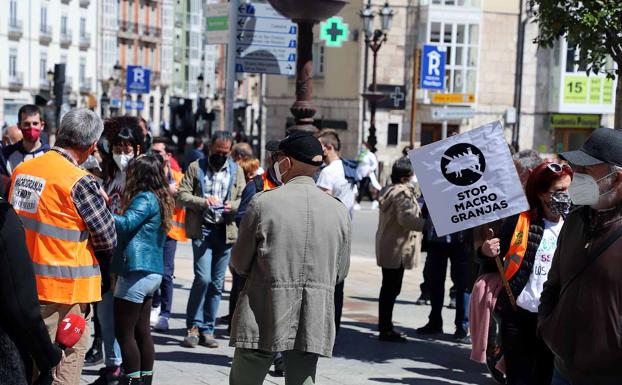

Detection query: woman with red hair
(477, 162), (573, 385)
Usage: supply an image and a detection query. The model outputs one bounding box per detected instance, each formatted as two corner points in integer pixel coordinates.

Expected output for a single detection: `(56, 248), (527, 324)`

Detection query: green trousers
(229, 348), (319, 385)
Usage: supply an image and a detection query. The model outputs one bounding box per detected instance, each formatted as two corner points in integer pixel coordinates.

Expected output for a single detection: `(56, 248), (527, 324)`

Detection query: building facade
(0, 0), (98, 126)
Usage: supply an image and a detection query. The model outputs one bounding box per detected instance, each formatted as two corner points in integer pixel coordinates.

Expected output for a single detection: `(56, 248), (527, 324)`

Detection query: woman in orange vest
(112, 155), (174, 385)
(477, 162), (573, 385)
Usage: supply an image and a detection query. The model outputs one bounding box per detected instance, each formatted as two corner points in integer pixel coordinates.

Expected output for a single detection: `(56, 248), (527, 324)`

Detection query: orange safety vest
(167, 169), (187, 242)
(10, 151), (101, 304)
(503, 211), (530, 281)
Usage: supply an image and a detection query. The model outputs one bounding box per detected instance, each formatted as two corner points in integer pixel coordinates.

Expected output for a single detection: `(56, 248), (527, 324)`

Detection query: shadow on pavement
(155, 350), (232, 367)
(349, 295), (421, 306)
(334, 321), (493, 385)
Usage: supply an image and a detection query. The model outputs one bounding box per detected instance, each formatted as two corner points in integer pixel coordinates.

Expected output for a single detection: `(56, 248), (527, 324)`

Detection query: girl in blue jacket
(112, 154), (174, 385)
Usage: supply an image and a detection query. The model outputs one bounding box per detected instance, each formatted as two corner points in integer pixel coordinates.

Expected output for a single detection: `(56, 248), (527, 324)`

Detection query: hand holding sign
(481, 228), (501, 258)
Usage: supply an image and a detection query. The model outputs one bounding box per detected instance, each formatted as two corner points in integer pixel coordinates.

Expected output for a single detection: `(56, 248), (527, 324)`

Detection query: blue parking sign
(420, 44), (446, 90)
(126, 66), (151, 94)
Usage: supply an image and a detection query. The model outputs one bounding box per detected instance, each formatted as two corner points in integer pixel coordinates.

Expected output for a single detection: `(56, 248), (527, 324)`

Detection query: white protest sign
(408, 121), (528, 237)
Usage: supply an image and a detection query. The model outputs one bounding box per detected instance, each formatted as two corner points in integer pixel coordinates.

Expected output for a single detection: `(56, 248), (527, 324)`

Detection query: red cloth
(169, 156), (181, 173)
(469, 272), (503, 364)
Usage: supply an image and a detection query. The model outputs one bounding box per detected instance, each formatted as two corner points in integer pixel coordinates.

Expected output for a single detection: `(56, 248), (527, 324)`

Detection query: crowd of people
(0, 102), (621, 385)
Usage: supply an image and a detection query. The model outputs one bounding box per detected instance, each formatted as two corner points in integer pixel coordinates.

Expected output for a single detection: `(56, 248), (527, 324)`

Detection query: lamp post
(360, 1), (394, 153)
(100, 78), (110, 118)
(266, 0), (348, 134)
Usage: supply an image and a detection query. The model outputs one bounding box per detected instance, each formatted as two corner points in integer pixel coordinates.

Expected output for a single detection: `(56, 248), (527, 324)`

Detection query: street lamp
(267, 0), (348, 134)
(361, 1), (394, 153)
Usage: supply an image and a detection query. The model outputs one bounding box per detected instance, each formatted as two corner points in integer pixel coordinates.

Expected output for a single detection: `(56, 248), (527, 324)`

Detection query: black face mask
(209, 154), (227, 170)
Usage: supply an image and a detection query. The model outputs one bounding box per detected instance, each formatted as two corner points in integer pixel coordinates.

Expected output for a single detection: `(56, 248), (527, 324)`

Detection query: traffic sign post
(420, 44), (446, 90)
(234, 1), (297, 76)
(320, 16), (349, 47)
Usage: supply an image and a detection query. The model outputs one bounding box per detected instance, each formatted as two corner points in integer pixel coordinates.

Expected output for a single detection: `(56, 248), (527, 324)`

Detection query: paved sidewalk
(81, 241), (494, 384)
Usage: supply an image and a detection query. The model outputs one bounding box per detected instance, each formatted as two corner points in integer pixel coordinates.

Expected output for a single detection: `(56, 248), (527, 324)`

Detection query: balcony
(79, 33), (91, 50)
(80, 78), (92, 94)
(60, 29), (72, 47)
(79, 0), (90, 7)
(61, 0), (71, 4)
(9, 72), (24, 91)
(141, 25), (161, 44)
(39, 25), (53, 45)
(119, 21), (138, 40)
(8, 20), (23, 40)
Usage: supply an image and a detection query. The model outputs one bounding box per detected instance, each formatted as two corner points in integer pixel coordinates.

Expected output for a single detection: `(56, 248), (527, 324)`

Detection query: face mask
(568, 171), (616, 206)
(113, 153), (133, 172)
(209, 154), (227, 170)
(22, 128), (41, 142)
(546, 191), (572, 217)
(274, 157), (290, 183)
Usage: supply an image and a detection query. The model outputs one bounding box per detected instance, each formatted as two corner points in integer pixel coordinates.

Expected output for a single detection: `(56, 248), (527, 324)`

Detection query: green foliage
(529, 0), (622, 76)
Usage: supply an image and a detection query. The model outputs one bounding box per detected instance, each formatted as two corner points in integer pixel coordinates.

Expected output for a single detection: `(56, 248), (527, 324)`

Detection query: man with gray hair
(9, 108), (116, 385)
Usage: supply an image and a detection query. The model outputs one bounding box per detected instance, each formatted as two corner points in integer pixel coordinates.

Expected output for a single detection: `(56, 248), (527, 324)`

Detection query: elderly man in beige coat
(229, 132), (351, 385)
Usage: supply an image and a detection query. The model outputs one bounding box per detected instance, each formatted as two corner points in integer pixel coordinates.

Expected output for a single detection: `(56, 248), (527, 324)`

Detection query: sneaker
(370, 200), (379, 210)
(453, 328), (470, 344)
(415, 294), (430, 306)
(153, 316), (169, 332)
(199, 333), (219, 348)
(378, 330), (407, 343)
(181, 326), (200, 348)
(150, 307), (160, 324)
(448, 297), (456, 309)
(353, 203), (362, 211)
(417, 323), (443, 335)
(84, 338), (104, 367)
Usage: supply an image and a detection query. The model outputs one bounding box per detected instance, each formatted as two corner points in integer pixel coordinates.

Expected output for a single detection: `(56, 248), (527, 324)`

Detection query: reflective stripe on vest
(33, 262), (100, 279)
(19, 215), (89, 242)
(503, 211), (530, 281)
(172, 220), (184, 229)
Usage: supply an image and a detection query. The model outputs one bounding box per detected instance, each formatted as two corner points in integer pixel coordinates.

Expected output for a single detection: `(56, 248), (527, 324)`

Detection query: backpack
(341, 158), (359, 186)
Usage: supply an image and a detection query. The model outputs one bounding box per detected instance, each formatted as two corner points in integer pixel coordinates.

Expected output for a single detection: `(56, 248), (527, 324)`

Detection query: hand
(99, 188), (110, 206)
(481, 229), (501, 258)
(169, 182), (178, 195)
(205, 196), (221, 208)
(223, 201), (232, 213)
(51, 350), (66, 382)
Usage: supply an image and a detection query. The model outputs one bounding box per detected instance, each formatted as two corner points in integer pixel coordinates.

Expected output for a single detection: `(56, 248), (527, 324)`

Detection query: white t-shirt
(516, 218), (563, 313)
(355, 150), (378, 180)
(317, 159), (357, 214)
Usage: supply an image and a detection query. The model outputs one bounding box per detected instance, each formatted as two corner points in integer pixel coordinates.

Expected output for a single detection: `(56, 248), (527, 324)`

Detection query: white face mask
(568, 171), (616, 206)
(273, 157), (290, 183)
(113, 153), (133, 172)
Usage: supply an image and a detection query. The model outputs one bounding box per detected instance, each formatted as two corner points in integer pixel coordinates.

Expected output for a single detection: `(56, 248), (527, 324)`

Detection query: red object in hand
(56, 314), (86, 349)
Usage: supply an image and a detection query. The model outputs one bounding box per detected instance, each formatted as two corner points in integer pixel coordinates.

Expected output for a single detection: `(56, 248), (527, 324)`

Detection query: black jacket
(0, 200), (61, 383)
(476, 212), (544, 313)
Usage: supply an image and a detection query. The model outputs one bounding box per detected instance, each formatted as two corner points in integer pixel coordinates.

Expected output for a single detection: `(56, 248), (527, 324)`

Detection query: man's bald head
(3, 125), (22, 145)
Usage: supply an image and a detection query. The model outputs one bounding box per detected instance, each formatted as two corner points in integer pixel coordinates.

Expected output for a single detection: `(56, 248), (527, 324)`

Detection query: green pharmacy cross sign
(320, 17), (349, 47)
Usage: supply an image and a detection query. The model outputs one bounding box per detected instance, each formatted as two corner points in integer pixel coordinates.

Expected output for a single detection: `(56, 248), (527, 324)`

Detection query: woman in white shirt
(477, 162), (573, 385)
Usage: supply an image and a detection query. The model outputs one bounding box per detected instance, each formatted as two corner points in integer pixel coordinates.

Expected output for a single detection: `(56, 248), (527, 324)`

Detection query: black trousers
(334, 281), (344, 333)
(426, 243), (469, 331)
(500, 308), (554, 385)
(356, 177), (374, 203)
(378, 266), (405, 333)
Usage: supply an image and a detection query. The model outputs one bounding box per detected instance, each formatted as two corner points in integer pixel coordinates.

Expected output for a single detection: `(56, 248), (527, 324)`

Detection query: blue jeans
(153, 237), (177, 318)
(186, 225), (231, 334)
(97, 290), (122, 367)
(551, 369), (571, 385)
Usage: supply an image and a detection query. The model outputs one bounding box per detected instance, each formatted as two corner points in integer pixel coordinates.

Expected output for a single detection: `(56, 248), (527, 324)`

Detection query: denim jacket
(112, 191), (165, 276)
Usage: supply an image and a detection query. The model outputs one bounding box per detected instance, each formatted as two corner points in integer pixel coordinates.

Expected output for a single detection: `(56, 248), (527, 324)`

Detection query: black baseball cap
(265, 132), (324, 166)
(560, 127), (622, 167)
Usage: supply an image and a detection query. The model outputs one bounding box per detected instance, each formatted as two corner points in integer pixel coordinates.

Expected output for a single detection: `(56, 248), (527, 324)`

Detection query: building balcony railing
(61, 0), (71, 4)
(143, 25), (161, 37)
(80, 78), (92, 94)
(79, 33), (91, 50)
(39, 25), (52, 45)
(9, 72), (24, 91)
(79, 0), (90, 7)
(119, 21), (139, 39)
(8, 19), (23, 40)
(60, 29), (72, 47)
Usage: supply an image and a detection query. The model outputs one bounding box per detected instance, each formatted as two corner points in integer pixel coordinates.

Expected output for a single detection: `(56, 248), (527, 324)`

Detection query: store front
(551, 113), (600, 153)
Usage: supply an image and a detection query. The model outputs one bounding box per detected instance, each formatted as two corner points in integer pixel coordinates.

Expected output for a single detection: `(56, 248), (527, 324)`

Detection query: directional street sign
(235, 0), (297, 76)
(432, 93), (476, 104)
(431, 107), (475, 120)
(126, 66), (151, 94)
(206, 3), (229, 45)
(420, 44), (446, 90)
(320, 16), (349, 47)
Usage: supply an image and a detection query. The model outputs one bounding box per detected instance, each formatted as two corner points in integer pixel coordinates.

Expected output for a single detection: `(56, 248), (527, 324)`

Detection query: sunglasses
(547, 162), (572, 174)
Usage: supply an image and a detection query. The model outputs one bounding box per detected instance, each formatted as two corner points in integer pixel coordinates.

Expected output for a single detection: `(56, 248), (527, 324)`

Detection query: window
(387, 123), (399, 146)
(150, 47), (155, 67)
(61, 15), (68, 35)
(127, 43), (133, 64)
(138, 45), (144, 66)
(40, 7), (48, 29)
(312, 43), (325, 77)
(9, 0), (17, 23)
(9, 48), (17, 77)
(40, 53), (47, 80)
(431, 0), (481, 6)
(80, 18), (86, 37)
(427, 21), (479, 94)
(80, 58), (86, 82)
